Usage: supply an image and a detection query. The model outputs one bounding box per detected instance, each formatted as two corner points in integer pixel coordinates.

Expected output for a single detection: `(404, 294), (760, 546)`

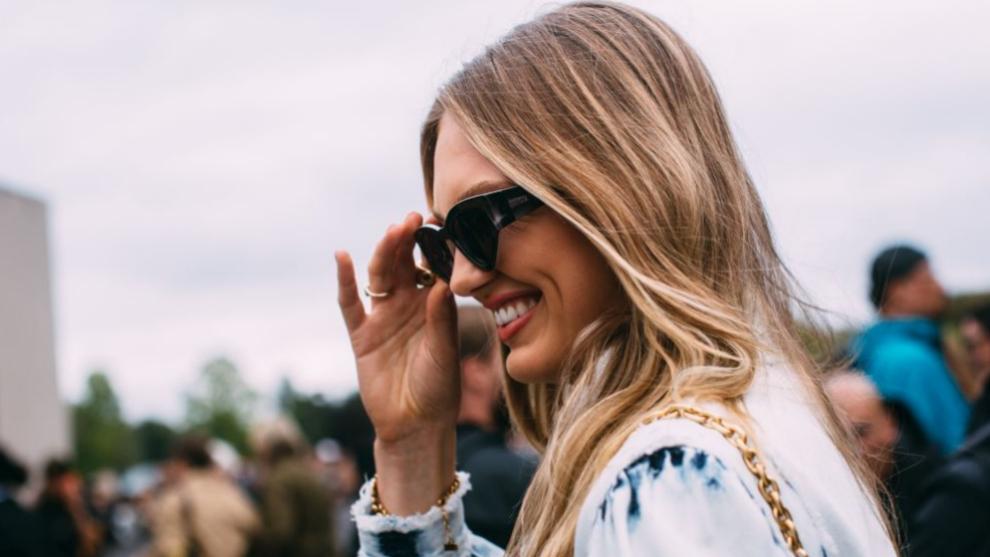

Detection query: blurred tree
(134, 419), (177, 463)
(276, 377), (299, 415)
(72, 371), (138, 474)
(945, 291), (990, 323)
(278, 377), (334, 443)
(184, 357), (257, 454)
(796, 322), (855, 368)
(277, 378), (374, 477)
(327, 393), (375, 478)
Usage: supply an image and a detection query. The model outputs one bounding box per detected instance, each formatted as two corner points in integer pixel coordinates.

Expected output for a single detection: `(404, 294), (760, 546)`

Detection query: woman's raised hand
(335, 212), (459, 514)
(336, 212), (460, 441)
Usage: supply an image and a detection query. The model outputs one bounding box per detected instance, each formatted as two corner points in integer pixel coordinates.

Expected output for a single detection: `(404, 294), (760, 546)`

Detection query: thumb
(425, 281), (457, 350)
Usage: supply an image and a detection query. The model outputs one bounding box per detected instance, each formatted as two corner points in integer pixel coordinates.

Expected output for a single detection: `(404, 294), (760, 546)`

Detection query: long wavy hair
(420, 3), (888, 555)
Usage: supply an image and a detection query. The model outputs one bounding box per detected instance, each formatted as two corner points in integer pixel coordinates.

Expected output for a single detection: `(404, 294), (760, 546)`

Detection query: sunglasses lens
(414, 227), (453, 282)
(449, 207), (499, 271)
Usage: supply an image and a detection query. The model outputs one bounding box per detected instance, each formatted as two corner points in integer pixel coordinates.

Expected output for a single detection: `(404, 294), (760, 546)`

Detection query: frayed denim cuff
(353, 471), (474, 556)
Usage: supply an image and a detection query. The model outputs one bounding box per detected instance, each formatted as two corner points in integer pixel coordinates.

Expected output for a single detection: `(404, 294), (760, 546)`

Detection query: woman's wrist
(373, 426), (457, 516)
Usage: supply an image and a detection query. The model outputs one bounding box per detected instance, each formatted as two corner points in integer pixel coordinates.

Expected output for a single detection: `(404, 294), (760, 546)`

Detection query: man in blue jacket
(852, 245), (969, 455)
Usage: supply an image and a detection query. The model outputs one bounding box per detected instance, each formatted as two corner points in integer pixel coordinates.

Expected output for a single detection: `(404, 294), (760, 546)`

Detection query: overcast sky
(1, 0), (987, 421)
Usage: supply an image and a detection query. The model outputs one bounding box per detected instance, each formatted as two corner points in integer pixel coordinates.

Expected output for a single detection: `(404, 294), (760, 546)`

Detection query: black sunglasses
(414, 185), (544, 282)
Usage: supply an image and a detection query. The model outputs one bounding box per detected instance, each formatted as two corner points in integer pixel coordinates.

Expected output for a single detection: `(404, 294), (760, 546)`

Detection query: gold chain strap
(645, 405), (809, 557)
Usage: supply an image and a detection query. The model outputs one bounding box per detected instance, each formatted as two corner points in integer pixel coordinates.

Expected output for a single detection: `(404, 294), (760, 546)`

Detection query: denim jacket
(352, 361), (896, 556)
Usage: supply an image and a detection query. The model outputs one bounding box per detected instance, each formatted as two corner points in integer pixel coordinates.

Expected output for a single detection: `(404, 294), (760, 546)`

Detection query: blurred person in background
(825, 371), (900, 479)
(852, 244), (969, 455)
(908, 413), (990, 557)
(315, 439), (361, 557)
(456, 305), (537, 548)
(251, 420), (334, 557)
(87, 470), (121, 551)
(825, 370), (941, 547)
(147, 435), (259, 557)
(960, 304), (990, 434)
(0, 445), (43, 557)
(36, 459), (102, 557)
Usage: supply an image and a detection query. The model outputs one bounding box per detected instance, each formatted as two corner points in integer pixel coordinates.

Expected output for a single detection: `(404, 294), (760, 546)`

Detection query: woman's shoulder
(584, 407), (751, 501)
(574, 413), (795, 556)
(573, 371), (898, 557)
(580, 410), (751, 501)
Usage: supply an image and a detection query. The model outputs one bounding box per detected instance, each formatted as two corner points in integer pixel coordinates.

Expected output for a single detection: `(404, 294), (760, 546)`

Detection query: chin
(504, 345), (559, 384)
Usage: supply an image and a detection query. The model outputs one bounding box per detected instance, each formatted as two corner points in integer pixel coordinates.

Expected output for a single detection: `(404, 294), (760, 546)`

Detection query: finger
(367, 224), (402, 296)
(335, 250), (366, 331)
(393, 213), (424, 286)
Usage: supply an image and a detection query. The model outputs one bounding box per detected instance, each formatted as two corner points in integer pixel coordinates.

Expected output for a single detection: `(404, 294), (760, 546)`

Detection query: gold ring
(363, 285), (391, 299)
(415, 267), (437, 287)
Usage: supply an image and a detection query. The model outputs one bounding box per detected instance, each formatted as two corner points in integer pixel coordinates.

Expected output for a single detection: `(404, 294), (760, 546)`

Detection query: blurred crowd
(828, 244), (990, 556)
(0, 423), (363, 557)
(1, 242), (988, 556)
(0, 305), (535, 557)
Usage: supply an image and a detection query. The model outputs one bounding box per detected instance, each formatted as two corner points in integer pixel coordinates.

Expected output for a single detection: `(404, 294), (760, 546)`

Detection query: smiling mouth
(492, 295), (540, 328)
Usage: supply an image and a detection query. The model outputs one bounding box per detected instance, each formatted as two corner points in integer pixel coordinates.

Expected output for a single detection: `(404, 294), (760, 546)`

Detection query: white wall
(0, 186), (68, 471)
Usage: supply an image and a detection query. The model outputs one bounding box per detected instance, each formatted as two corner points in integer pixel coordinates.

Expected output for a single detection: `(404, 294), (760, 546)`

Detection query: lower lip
(497, 302), (538, 343)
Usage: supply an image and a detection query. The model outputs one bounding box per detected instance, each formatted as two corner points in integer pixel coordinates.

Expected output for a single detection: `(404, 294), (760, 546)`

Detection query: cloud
(0, 0), (986, 420)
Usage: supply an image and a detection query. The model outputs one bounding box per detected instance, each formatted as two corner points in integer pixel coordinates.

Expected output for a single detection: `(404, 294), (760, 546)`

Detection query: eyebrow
(431, 179), (511, 221)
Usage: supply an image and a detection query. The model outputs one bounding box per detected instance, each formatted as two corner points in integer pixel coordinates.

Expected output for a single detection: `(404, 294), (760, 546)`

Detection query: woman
(335, 2), (896, 556)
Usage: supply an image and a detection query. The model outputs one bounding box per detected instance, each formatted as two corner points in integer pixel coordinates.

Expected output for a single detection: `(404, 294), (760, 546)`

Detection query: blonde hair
(420, 2), (888, 555)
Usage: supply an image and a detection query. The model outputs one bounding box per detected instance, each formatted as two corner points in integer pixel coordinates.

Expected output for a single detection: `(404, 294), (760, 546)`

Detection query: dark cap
(869, 244), (927, 308)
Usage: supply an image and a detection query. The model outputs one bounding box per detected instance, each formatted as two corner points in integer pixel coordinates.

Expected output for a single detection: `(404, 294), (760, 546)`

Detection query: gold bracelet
(369, 475), (389, 515)
(370, 474), (461, 551)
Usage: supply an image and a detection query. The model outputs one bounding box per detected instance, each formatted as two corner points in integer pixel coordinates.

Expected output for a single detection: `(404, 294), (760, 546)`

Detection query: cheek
(496, 210), (627, 384)
(553, 233), (623, 330)
(516, 217), (622, 370)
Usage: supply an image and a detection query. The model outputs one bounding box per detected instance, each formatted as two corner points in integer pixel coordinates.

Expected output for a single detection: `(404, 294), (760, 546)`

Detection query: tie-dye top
(352, 362), (897, 556)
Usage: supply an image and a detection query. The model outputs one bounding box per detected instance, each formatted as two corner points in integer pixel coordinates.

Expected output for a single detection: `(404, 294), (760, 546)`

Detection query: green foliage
(798, 291), (990, 372)
(945, 291), (990, 322)
(71, 360), (376, 472)
(184, 357), (257, 454)
(134, 419), (177, 463)
(278, 377), (335, 443)
(796, 323), (857, 368)
(72, 371), (138, 474)
(277, 378), (374, 475)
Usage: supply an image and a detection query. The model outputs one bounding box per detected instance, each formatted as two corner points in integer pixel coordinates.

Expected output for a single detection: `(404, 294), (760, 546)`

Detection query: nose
(448, 248), (493, 297)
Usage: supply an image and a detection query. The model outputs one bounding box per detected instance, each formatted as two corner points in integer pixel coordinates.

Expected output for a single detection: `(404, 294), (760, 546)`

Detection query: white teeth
(506, 305), (519, 322)
(492, 297), (538, 327)
(514, 301), (528, 316)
